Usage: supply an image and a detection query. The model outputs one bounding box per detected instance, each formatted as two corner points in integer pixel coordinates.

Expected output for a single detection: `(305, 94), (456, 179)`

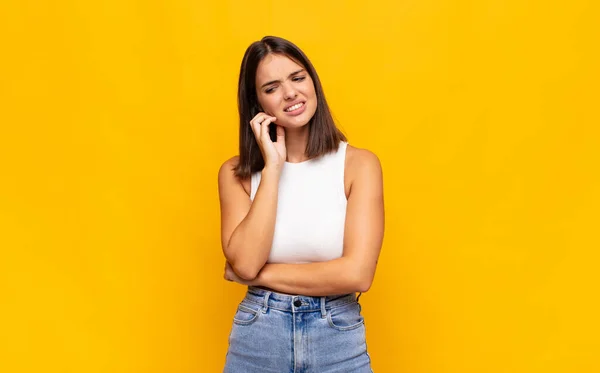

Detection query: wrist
(262, 165), (282, 178)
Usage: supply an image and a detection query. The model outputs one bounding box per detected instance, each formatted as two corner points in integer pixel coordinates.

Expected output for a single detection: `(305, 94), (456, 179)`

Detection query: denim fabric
(224, 286), (373, 373)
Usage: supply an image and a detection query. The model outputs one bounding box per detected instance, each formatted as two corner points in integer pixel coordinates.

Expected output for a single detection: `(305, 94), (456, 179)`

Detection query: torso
(235, 144), (365, 294)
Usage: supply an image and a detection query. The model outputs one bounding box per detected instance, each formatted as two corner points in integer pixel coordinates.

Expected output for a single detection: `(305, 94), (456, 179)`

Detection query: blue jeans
(223, 286), (373, 373)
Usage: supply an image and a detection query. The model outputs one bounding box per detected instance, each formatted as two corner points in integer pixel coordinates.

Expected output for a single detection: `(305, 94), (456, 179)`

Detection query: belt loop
(356, 292), (362, 303)
(320, 296), (326, 318)
(262, 291), (272, 313)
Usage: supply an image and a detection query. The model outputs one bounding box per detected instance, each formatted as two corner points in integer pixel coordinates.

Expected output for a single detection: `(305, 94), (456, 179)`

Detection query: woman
(218, 36), (384, 373)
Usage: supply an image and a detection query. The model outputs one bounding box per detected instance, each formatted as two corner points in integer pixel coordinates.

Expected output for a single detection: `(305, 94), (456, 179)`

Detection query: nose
(283, 82), (298, 100)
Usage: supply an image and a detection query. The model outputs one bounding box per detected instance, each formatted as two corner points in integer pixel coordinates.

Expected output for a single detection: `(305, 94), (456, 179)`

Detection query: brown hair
(234, 36), (346, 178)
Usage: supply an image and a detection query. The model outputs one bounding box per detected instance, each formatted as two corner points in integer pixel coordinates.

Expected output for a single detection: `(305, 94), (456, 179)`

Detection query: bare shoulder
(218, 156), (251, 197)
(218, 155), (239, 175)
(345, 145), (383, 180)
(343, 144), (383, 200)
(218, 156), (239, 184)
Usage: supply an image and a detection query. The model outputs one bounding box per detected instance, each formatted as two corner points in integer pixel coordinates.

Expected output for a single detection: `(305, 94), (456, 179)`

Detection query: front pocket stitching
(327, 309), (364, 331)
(233, 304), (260, 325)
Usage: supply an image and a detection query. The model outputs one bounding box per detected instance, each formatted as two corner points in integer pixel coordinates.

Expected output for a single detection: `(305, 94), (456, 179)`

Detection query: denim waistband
(244, 286), (359, 315)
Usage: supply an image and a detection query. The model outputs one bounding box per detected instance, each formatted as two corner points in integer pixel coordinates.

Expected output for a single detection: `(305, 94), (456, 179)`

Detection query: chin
(277, 121), (310, 130)
(283, 114), (314, 128)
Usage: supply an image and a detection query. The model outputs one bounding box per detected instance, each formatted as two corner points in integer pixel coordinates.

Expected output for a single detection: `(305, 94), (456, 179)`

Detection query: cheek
(305, 90), (317, 109)
(258, 95), (277, 112)
(304, 83), (317, 100)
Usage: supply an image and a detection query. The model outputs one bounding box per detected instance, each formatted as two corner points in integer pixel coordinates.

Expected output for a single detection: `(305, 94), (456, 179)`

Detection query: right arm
(218, 112), (286, 280)
(218, 160), (280, 280)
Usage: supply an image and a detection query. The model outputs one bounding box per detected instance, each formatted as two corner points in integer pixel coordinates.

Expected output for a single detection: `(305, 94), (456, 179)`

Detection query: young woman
(218, 35), (384, 373)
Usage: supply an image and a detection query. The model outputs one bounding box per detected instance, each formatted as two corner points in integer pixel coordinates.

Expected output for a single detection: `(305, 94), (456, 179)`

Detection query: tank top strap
(250, 170), (261, 200)
(335, 141), (348, 200)
(336, 141), (348, 164)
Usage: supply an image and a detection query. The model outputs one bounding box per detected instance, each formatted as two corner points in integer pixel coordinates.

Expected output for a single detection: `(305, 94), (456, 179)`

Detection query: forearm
(254, 257), (372, 296)
(225, 167), (280, 279)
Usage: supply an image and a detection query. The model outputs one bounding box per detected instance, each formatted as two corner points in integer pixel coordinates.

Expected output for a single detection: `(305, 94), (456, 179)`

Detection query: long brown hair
(234, 36), (346, 178)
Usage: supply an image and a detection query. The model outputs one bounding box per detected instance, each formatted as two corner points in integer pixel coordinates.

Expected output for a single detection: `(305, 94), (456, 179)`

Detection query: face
(255, 54), (317, 129)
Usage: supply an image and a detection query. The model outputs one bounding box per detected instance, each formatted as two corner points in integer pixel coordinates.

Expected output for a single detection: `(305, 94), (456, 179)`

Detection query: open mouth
(284, 102), (305, 112)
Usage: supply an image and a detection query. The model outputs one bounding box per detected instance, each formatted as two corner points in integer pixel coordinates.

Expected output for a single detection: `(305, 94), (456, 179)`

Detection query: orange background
(1, 1), (599, 372)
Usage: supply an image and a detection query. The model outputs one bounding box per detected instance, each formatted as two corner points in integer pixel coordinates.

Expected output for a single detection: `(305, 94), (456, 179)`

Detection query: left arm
(225, 149), (384, 296)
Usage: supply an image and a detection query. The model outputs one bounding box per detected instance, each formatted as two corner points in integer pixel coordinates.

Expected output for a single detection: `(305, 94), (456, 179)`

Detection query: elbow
(355, 277), (373, 293)
(237, 267), (260, 281)
(230, 260), (260, 281)
(351, 267), (374, 293)
(224, 248), (262, 281)
(345, 259), (375, 293)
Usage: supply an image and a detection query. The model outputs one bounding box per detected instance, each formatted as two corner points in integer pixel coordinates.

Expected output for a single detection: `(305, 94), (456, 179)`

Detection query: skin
(253, 53), (318, 163)
(218, 53), (384, 296)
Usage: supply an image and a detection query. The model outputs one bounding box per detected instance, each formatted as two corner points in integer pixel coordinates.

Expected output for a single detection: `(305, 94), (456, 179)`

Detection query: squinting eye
(293, 76), (306, 82)
(265, 87), (276, 94)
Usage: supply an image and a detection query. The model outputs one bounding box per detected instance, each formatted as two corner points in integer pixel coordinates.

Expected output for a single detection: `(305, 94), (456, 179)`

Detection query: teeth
(285, 102), (304, 112)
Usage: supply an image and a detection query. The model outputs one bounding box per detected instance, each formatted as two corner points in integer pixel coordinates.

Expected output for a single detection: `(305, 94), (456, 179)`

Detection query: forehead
(255, 54), (305, 83)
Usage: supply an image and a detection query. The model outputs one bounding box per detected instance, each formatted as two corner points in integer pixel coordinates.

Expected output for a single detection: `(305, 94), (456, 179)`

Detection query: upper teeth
(285, 102), (304, 112)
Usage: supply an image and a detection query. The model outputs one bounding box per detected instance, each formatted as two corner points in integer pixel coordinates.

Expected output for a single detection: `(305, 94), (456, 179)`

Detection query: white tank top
(250, 141), (348, 264)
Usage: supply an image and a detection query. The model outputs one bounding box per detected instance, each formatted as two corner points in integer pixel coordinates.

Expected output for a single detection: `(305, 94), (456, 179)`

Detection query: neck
(284, 126), (310, 163)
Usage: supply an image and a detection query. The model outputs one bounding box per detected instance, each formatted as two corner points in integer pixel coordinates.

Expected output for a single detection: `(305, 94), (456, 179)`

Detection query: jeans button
(293, 299), (302, 307)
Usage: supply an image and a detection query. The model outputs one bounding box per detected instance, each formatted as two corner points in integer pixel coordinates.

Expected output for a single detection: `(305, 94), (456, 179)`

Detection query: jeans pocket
(327, 302), (365, 331)
(233, 302), (261, 326)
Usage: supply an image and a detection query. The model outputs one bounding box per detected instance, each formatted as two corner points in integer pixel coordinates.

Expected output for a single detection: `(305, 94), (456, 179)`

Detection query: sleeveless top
(250, 141), (348, 264)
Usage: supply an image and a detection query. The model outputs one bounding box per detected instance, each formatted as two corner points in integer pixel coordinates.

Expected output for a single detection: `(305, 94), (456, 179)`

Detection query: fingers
(249, 113), (276, 143)
(224, 261), (233, 281)
(250, 114), (266, 137)
(260, 116), (275, 141)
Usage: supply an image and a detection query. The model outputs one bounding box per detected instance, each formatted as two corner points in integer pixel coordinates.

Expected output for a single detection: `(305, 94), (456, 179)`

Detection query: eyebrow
(260, 69), (306, 89)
